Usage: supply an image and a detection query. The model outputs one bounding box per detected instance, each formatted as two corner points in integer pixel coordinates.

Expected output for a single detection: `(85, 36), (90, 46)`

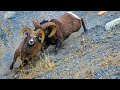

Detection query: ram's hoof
(10, 66), (13, 70)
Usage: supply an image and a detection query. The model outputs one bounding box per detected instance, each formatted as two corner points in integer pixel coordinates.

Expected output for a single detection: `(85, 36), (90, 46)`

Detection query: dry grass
(74, 71), (79, 79)
(57, 37), (120, 79)
(1, 32), (119, 79)
(10, 54), (56, 79)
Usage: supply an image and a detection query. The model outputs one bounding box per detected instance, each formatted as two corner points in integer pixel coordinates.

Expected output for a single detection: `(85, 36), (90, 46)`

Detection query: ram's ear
(20, 28), (30, 38)
(32, 20), (42, 30)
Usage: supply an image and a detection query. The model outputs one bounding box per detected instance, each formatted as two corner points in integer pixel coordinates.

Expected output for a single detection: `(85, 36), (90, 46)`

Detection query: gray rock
(105, 18), (120, 31)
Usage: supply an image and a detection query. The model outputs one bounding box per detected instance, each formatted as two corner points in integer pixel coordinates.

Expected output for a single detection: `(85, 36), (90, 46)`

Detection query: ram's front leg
(17, 59), (29, 71)
(54, 39), (62, 55)
(41, 41), (49, 53)
(10, 51), (19, 70)
(12, 59), (29, 78)
(41, 41), (49, 58)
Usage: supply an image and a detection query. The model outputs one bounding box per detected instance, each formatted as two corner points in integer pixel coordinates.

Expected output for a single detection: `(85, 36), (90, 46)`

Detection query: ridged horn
(37, 29), (45, 43)
(41, 22), (56, 38)
(20, 28), (30, 38)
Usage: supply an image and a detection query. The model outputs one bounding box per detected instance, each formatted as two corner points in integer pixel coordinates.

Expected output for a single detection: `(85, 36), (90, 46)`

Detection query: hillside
(0, 11), (120, 79)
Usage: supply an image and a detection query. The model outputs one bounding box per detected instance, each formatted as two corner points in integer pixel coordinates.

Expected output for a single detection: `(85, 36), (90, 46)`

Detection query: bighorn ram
(33, 12), (87, 54)
(10, 26), (55, 70)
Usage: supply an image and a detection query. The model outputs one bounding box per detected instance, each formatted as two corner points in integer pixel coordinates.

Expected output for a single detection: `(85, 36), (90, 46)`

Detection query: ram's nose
(29, 38), (34, 45)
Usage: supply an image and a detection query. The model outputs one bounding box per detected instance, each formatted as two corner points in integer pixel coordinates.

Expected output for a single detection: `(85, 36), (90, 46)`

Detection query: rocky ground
(0, 11), (120, 79)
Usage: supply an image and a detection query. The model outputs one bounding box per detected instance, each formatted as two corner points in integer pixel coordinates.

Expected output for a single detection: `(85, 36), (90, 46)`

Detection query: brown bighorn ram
(33, 12), (87, 55)
(9, 26), (56, 70)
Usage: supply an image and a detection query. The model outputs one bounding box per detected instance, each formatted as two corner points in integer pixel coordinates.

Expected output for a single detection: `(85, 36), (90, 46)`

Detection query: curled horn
(37, 29), (45, 43)
(41, 22), (56, 38)
(20, 28), (30, 38)
(32, 20), (42, 30)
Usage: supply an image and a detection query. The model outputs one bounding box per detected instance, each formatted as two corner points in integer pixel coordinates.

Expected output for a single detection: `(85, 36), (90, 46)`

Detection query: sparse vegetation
(0, 11), (120, 79)
(11, 55), (55, 79)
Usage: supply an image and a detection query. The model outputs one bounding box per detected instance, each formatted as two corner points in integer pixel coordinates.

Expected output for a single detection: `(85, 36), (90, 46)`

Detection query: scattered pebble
(98, 11), (107, 16)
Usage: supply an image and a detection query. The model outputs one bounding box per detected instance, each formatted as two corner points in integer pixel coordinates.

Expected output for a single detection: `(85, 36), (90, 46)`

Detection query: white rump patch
(67, 12), (81, 19)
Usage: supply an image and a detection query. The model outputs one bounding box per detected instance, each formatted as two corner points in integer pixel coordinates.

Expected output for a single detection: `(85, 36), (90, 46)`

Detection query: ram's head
(32, 20), (56, 38)
(20, 28), (45, 46)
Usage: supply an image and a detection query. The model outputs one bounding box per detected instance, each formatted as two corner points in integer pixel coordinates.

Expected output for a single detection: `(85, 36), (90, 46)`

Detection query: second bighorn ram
(33, 12), (87, 54)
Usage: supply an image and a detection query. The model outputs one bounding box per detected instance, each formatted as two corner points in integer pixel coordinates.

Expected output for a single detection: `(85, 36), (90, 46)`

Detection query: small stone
(98, 11), (107, 16)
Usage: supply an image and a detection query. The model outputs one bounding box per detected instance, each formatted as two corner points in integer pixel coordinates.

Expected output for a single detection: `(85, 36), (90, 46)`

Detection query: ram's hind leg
(81, 18), (88, 33)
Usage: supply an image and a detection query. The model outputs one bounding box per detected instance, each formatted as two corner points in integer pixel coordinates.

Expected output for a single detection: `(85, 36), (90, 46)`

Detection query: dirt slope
(0, 11), (120, 79)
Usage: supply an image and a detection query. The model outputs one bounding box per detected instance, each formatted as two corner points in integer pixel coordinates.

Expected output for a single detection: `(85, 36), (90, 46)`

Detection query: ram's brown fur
(33, 12), (87, 54)
(9, 28), (45, 70)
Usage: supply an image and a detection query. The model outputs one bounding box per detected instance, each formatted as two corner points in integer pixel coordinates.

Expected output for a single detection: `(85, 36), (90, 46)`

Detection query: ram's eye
(25, 32), (29, 37)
